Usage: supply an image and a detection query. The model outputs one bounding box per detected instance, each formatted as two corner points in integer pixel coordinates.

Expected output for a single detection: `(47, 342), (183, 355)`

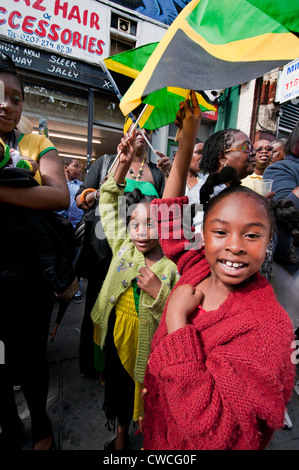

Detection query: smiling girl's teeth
(222, 261), (244, 269)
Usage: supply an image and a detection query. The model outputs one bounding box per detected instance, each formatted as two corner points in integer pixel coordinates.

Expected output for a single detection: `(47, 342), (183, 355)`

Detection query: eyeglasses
(254, 146), (273, 153)
(137, 128), (152, 135)
(224, 144), (254, 154)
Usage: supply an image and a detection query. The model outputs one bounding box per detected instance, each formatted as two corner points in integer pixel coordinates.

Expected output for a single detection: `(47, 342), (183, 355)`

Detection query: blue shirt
(57, 179), (84, 229)
(263, 155), (299, 204)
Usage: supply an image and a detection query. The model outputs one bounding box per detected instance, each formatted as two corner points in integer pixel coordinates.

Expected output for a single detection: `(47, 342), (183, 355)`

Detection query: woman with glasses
(200, 129), (256, 179)
(190, 128), (256, 232)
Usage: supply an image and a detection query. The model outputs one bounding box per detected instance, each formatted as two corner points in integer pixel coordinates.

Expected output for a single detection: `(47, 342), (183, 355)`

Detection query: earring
(219, 158), (227, 169)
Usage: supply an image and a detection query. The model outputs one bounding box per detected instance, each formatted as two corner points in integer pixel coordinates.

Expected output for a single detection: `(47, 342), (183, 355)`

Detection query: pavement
(14, 279), (299, 452)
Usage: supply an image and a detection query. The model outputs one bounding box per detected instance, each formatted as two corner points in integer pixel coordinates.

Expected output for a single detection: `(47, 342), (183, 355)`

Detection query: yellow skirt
(114, 286), (144, 422)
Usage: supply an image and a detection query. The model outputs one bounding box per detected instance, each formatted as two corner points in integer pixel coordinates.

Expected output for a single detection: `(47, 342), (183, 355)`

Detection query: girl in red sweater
(142, 91), (295, 450)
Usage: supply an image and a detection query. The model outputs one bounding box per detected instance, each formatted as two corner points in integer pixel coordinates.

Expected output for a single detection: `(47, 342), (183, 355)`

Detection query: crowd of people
(0, 54), (298, 451)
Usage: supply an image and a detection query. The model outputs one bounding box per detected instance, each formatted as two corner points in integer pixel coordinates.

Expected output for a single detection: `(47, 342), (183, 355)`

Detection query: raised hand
(162, 91), (202, 198)
(156, 151), (172, 176)
(117, 131), (136, 165)
(113, 131), (136, 183)
(174, 90), (202, 145)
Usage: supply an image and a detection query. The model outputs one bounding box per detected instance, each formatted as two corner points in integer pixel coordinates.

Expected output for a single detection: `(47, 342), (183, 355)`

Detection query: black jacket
(75, 154), (165, 199)
(0, 169), (76, 294)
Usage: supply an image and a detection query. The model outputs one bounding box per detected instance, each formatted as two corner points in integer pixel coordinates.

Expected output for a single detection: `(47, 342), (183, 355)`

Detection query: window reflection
(22, 84), (88, 122)
(21, 83), (125, 163)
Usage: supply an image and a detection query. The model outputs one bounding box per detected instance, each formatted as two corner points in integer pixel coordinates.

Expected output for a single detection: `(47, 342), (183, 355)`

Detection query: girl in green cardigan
(91, 132), (179, 451)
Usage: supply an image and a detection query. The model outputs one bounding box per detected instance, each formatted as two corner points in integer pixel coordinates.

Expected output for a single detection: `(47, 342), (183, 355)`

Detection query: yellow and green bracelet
(0, 143), (11, 169)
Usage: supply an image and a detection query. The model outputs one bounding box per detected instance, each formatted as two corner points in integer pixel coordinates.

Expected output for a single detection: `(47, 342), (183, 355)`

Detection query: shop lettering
(54, 0), (100, 30)
(12, 54), (32, 66)
(285, 78), (299, 90)
(0, 43), (34, 66)
(287, 61), (299, 75)
(49, 55), (76, 68)
(47, 63), (79, 78)
(0, 42), (20, 54)
(0, 9), (105, 56)
(12, 0), (46, 12)
(23, 47), (40, 57)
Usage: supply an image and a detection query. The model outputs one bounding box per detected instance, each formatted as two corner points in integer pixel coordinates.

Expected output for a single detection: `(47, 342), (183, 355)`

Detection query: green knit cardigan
(91, 174), (180, 383)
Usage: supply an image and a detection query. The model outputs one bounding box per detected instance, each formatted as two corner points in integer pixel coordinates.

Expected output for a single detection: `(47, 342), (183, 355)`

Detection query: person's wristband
(80, 188), (96, 202)
(16, 159), (33, 171)
(0, 144), (11, 169)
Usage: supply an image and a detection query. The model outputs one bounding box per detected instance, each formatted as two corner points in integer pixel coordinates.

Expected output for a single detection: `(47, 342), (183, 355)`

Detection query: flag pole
(108, 105), (148, 174)
(99, 61), (161, 165)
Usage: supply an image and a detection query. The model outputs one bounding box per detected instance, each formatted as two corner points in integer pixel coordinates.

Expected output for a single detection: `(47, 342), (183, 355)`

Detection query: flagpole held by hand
(108, 106), (148, 174)
(100, 60), (169, 175)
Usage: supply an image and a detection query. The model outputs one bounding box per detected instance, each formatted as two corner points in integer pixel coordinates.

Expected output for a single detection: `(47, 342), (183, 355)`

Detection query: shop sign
(276, 58), (299, 104)
(0, 0), (108, 65)
(0, 39), (114, 90)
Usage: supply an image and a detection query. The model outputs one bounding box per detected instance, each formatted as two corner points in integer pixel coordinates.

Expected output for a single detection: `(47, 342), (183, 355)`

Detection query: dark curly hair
(200, 166), (241, 209)
(125, 188), (156, 226)
(273, 198), (299, 247)
(199, 129), (241, 175)
(284, 120), (299, 157)
(0, 52), (24, 99)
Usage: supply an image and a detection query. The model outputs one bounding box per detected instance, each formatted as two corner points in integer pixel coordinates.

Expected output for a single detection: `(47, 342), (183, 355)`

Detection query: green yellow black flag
(120, 0), (299, 118)
(103, 43), (217, 130)
(104, 42), (158, 79)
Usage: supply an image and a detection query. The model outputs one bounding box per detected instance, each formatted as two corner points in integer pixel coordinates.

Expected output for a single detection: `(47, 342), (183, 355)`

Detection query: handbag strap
(100, 154), (115, 186)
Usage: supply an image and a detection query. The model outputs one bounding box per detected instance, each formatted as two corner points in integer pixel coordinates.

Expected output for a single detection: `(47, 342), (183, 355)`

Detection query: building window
(277, 101), (299, 137)
(21, 82), (124, 166)
(111, 12), (137, 36)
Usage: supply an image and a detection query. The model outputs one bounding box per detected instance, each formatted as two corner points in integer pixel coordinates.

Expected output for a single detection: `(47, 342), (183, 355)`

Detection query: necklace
(129, 153), (146, 181)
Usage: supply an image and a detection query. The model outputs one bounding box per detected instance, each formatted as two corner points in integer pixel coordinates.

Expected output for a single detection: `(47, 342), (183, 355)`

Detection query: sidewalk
(16, 280), (299, 451)
(17, 280), (141, 451)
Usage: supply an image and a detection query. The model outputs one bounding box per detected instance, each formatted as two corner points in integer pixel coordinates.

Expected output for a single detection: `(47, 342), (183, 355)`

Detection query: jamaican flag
(120, 0), (299, 118)
(104, 42), (158, 79)
(104, 43), (216, 130)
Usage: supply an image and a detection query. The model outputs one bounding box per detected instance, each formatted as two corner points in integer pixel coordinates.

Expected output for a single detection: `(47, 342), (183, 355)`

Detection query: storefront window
(94, 95), (124, 127)
(21, 83), (124, 165)
(23, 84), (88, 123)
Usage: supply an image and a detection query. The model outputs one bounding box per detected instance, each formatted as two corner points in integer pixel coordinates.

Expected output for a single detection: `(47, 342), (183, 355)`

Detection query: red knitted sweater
(143, 197), (295, 450)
